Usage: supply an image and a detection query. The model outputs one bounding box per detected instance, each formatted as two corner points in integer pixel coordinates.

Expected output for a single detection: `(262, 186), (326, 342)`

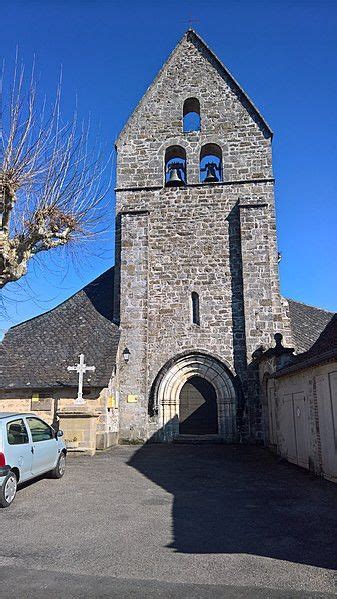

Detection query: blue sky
(1, 0), (337, 336)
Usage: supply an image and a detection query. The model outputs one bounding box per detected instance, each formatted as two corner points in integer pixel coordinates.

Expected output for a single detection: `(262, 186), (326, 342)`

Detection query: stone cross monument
(67, 354), (95, 405)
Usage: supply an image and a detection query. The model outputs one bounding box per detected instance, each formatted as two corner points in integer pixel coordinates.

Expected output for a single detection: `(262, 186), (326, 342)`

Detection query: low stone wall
(0, 384), (119, 454)
(57, 407), (99, 456)
(0, 392), (55, 424)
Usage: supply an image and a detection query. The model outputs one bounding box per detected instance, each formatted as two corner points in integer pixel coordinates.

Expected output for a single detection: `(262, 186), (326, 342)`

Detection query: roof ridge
(287, 297), (335, 315)
(2, 267), (115, 336)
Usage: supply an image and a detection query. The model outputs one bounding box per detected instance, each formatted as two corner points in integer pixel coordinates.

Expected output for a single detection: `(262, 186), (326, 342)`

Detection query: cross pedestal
(57, 406), (100, 456)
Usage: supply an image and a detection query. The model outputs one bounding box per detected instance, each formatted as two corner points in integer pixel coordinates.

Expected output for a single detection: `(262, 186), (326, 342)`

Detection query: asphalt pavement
(0, 444), (336, 597)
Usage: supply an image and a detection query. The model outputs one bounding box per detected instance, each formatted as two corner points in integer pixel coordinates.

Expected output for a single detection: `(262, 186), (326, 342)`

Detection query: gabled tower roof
(116, 29), (273, 145)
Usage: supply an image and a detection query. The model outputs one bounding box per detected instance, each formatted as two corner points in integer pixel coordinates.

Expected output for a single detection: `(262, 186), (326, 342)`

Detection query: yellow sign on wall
(127, 394), (138, 403)
(32, 393), (40, 402)
(107, 396), (115, 408)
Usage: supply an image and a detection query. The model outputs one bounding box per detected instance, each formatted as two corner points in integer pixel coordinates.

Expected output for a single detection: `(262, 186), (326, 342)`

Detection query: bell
(204, 162), (219, 183)
(166, 162), (185, 187)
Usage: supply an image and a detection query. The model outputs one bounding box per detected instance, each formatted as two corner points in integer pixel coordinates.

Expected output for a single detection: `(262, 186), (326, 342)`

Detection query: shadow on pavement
(128, 421), (337, 569)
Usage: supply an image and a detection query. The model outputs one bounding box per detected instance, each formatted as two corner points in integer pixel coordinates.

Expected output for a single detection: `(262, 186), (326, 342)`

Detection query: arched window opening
(191, 292), (200, 326)
(165, 145), (186, 187)
(200, 143), (222, 183)
(183, 98), (201, 132)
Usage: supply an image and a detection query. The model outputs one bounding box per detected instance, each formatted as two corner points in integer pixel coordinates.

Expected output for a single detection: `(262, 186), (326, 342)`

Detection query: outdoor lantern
(122, 347), (131, 364)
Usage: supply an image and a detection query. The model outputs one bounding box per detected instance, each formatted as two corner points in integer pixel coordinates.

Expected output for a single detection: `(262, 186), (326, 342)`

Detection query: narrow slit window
(191, 292), (200, 325)
(183, 98), (201, 132)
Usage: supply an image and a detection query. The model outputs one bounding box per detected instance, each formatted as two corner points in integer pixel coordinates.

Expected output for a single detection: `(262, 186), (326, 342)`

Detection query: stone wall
(114, 31), (293, 441)
(116, 211), (149, 442)
(116, 33), (273, 189)
(0, 391), (55, 425)
(0, 385), (118, 452)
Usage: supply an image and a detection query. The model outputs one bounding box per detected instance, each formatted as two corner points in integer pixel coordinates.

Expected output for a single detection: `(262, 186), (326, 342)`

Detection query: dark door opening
(179, 376), (218, 435)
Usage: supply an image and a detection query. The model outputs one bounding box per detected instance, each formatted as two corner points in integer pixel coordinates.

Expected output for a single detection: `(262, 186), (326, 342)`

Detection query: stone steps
(172, 434), (226, 445)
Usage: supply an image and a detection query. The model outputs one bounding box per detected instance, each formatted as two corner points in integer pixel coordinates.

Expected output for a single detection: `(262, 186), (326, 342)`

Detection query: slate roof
(0, 268), (120, 390)
(274, 312), (337, 377)
(1, 269), (335, 389)
(287, 299), (335, 354)
(305, 313), (337, 356)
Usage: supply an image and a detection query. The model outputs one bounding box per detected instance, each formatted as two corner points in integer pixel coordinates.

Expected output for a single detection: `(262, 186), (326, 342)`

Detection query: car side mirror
(57, 430), (64, 438)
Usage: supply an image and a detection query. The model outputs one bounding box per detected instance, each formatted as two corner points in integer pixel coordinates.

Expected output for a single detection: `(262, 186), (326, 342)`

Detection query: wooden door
(316, 372), (337, 478)
(293, 392), (309, 468)
(267, 379), (277, 445)
(279, 391), (309, 468)
(279, 393), (297, 463)
(179, 376), (218, 435)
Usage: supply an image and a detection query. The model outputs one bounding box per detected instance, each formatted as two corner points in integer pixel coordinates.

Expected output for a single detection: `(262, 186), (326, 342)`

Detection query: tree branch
(0, 57), (112, 289)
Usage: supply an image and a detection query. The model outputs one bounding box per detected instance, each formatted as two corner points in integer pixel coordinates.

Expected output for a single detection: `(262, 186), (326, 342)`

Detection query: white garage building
(259, 310), (337, 481)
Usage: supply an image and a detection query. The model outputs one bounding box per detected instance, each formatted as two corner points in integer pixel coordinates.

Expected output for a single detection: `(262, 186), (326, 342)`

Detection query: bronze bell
(203, 162), (219, 183)
(166, 162), (185, 187)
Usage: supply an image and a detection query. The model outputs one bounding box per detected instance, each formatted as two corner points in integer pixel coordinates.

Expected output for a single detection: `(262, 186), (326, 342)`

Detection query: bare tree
(0, 58), (111, 289)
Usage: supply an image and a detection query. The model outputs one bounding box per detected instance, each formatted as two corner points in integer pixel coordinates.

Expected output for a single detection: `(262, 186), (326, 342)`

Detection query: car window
(7, 418), (29, 445)
(27, 417), (54, 442)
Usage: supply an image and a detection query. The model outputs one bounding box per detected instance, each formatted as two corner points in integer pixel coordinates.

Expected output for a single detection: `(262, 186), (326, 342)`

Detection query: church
(1, 31), (336, 474)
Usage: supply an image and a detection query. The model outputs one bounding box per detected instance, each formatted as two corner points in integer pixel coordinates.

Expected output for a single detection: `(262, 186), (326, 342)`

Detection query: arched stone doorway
(180, 376), (218, 435)
(149, 352), (237, 441)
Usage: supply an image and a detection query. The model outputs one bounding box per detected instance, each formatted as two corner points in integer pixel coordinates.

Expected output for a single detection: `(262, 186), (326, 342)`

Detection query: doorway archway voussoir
(155, 352), (237, 441)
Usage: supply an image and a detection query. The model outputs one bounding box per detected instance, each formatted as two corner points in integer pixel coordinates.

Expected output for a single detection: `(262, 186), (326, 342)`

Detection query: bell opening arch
(148, 351), (238, 442)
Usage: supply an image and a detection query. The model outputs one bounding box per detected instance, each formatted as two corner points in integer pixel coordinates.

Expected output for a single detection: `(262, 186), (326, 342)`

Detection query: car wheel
(0, 471), (17, 508)
(50, 452), (66, 479)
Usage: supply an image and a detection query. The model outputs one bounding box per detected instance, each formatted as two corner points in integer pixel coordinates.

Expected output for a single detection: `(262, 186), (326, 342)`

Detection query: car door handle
(31, 447), (34, 454)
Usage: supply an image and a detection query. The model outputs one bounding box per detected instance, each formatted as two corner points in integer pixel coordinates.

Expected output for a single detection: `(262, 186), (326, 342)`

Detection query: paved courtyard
(0, 444), (337, 598)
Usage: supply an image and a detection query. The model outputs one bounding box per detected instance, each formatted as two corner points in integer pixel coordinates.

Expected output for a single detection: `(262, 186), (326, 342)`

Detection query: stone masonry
(114, 30), (293, 442)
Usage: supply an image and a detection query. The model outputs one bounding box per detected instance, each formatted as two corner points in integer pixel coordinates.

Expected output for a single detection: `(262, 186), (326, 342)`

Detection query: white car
(0, 412), (66, 508)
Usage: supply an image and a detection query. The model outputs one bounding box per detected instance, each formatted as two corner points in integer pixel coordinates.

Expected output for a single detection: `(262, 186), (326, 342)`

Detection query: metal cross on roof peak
(67, 353), (95, 405)
(186, 16), (200, 29)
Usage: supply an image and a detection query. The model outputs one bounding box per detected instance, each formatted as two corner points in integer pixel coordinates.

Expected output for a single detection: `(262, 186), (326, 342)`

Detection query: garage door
(316, 372), (337, 478)
(279, 392), (309, 469)
(293, 392), (309, 469)
(267, 379), (277, 445)
(279, 394), (297, 463)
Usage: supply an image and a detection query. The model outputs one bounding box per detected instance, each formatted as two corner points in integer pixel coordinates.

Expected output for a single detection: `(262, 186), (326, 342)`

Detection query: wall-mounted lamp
(122, 347), (131, 364)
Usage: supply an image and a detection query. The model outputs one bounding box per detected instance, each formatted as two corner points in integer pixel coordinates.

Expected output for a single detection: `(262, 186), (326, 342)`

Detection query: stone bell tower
(113, 29), (292, 443)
